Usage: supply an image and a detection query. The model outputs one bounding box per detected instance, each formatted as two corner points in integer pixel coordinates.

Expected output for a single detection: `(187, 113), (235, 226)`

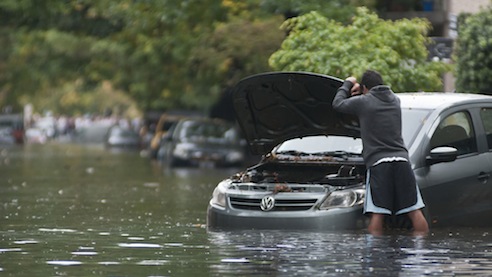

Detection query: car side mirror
(426, 146), (458, 165)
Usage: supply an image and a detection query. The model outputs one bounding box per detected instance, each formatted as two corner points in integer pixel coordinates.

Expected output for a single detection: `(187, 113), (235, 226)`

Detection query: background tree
(0, 0), (374, 116)
(0, 0), (228, 115)
(269, 7), (451, 92)
(455, 5), (492, 94)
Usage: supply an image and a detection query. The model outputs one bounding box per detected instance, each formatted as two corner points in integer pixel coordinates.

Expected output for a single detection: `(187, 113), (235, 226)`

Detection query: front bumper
(207, 202), (368, 231)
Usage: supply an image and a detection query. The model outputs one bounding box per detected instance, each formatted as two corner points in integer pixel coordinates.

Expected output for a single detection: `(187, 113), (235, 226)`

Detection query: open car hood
(233, 72), (360, 155)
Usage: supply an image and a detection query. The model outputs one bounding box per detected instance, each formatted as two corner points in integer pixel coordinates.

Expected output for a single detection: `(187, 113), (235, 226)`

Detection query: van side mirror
(426, 146), (458, 165)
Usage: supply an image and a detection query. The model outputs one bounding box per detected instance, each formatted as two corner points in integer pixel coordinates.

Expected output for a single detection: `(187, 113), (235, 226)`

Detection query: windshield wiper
(315, 150), (361, 157)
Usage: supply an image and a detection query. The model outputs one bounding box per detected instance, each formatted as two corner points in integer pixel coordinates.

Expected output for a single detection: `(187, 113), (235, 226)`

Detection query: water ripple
(0, 248), (22, 253)
(38, 228), (78, 233)
(136, 260), (169, 266)
(117, 243), (162, 248)
(14, 240), (39, 245)
(71, 251), (98, 256)
(46, 261), (82, 266)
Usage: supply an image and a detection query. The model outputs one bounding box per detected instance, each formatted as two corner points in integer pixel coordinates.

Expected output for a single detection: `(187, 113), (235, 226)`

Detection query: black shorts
(364, 161), (424, 215)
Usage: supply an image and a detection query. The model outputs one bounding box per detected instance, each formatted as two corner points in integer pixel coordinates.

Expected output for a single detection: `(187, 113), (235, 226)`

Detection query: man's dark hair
(360, 70), (383, 90)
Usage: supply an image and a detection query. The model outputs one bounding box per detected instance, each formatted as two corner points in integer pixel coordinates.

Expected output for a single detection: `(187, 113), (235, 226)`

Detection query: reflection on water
(208, 229), (492, 276)
(1, 144), (492, 276)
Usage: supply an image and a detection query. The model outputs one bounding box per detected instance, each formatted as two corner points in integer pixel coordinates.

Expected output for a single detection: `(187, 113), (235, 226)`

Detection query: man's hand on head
(350, 83), (362, 96)
(346, 76), (357, 84)
(345, 76), (362, 96)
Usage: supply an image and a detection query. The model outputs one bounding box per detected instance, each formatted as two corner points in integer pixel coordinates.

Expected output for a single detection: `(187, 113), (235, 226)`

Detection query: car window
(275, 136), (363, 154)
(479, 108), (492, 150)
(202, 123), (230, 138)
(179, 120), (236, 142)
(430, 111), (477, 155)
(179, 121), (198, 138)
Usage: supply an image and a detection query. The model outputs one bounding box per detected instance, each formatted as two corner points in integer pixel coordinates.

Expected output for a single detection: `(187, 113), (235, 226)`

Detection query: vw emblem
(260, 196), (275, 211)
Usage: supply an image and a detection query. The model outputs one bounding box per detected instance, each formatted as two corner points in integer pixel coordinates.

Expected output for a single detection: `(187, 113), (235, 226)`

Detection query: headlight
(210, 181), (228, 208)
(319, 188), (365, 210)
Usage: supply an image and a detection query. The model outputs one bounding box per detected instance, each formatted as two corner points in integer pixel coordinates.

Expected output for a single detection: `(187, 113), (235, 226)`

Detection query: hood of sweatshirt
(232, 72), (360, 155)
(369, 85), (396, 103)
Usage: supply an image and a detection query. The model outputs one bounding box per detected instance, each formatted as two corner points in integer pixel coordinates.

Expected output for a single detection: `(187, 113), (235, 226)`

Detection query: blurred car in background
(104, 125), (141, 148)
(0, 114), (24, 144)
(0, 127), (16, 144)
(157, 117), (246, 167)
(25, 127), (48, 144)
(33, 115), (56, 139)
(147, 111), (203, 159)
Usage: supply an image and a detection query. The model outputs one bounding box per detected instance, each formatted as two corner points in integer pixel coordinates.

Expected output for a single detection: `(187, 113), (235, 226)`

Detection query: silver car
(207, 72), (492, 230)
(158, 117), (246, 167)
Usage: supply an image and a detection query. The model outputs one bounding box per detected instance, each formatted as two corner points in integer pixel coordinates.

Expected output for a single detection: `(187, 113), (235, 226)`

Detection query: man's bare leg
(367, 213), (385, 235)
(408, 209), (429, 235)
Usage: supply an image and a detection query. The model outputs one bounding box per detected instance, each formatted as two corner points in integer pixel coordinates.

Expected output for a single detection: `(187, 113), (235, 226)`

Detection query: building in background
(377, 0), (490, 92)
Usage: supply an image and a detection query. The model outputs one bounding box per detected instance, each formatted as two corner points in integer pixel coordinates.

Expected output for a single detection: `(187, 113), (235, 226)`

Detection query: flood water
(1, 142), (492, 276)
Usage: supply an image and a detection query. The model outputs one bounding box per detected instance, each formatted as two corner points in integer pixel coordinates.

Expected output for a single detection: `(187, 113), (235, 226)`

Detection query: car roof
(398, 92), (492, 110)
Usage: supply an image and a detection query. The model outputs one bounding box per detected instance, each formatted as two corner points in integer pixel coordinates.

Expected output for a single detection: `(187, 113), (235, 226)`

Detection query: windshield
(274, 108), (431, 155)
(275, 136), (363, 154)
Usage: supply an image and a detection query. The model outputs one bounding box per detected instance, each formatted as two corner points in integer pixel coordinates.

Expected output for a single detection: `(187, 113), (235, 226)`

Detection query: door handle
(478, 172), (490, 184)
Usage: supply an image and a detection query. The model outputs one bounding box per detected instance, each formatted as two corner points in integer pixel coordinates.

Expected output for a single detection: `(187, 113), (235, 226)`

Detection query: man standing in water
(332, 70), (429, 235)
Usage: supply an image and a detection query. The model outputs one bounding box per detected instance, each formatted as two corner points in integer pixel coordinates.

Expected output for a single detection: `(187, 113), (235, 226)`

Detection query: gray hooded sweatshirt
(332, 80), (409, 167)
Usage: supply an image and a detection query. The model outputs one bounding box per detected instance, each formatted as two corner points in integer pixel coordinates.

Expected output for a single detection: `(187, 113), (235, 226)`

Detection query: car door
(476, 107), (492, 217)
(421, 108), (492, 226)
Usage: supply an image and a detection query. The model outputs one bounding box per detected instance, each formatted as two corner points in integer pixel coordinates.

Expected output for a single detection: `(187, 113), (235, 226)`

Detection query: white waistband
(372, 156), (408, 166)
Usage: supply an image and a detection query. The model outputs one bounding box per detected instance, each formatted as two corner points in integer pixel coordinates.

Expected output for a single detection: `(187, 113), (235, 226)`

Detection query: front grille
(229, 197), (318, 211)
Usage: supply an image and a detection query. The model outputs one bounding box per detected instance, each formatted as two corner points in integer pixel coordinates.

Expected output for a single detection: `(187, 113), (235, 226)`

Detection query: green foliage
(455, 6), (492, 94)
(190, 16), (286, 88)
(269, 7), (452, 92)
(0, 0), (228, 114)
(0, 0), (409, 116)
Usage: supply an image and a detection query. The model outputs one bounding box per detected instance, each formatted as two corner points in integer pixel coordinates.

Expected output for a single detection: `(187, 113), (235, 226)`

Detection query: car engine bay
(229, 162), (366, 190)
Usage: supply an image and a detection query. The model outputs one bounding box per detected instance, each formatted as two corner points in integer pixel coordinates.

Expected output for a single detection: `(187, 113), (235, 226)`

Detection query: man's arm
(332, 79), (358, 114)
